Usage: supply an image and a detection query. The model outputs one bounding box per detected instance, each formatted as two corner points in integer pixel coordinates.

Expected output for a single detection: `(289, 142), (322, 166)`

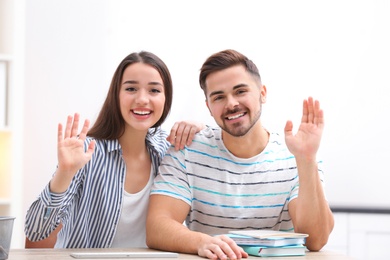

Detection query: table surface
(8, 248), (356, 260)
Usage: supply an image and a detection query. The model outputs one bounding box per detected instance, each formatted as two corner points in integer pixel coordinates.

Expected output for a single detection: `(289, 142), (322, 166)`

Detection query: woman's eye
(151, 89), (161, 93)
(125, 87), (136, 92)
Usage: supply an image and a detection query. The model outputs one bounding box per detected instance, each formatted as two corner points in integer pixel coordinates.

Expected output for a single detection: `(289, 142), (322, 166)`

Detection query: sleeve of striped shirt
(151, 148), (192, 205)
(24, 181), (67, 241)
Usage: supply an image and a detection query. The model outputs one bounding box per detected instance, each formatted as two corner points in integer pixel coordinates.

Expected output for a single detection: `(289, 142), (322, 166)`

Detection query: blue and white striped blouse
(25, 128), (169, 248)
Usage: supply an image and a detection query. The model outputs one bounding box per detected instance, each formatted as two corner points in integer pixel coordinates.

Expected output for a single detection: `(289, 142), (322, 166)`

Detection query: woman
(25, 51), (203, 248)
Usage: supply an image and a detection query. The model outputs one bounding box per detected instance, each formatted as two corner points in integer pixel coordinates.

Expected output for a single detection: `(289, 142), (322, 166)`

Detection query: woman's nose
(136, 90), (149, 104)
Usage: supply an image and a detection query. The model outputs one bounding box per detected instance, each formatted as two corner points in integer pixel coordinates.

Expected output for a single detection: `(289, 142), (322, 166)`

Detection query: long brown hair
(88, 51), (173, 139)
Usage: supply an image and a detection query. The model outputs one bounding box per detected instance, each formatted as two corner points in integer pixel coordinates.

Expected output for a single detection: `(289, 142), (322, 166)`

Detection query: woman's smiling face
(119, 62), (165, 132)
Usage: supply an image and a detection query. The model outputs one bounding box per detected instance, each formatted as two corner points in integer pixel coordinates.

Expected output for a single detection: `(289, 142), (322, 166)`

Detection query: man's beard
(219, 105), (262, 137)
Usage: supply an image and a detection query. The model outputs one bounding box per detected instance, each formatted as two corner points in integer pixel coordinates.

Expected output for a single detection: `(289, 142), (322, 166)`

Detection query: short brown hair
(199, 49), (261, 96)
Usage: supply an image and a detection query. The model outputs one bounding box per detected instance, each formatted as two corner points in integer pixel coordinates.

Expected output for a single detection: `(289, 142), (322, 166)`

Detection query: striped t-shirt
(151, 126), (324, 235)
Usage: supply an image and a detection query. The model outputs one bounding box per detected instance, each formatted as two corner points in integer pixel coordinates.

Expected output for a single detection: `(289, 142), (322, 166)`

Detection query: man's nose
(225, 95), (239, 110)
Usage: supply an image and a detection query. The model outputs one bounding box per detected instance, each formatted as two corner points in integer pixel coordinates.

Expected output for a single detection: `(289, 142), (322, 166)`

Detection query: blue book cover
(241, 245), (307, 257)
(229, 230), (308, 239)
(227, 234), (306, 247)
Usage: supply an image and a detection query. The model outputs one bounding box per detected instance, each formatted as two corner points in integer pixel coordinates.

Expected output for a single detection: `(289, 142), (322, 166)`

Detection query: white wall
(17, 0), (390, 247)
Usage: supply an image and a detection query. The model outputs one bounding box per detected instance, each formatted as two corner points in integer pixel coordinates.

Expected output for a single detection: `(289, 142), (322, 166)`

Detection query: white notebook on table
(70, 251), (178, 259)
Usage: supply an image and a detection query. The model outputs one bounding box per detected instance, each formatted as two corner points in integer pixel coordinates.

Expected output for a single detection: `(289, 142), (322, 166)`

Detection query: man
(146, 49), (334, 259)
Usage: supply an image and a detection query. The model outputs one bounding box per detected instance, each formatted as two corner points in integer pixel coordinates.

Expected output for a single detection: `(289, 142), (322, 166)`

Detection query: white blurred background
(1, 0), (389, 254)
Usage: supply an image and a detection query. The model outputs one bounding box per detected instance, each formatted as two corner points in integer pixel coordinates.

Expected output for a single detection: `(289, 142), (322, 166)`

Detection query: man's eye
(213, 96), (223, 101)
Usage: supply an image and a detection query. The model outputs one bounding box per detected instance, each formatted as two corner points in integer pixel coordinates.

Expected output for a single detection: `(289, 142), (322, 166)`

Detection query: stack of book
(227, 230), (308, 257)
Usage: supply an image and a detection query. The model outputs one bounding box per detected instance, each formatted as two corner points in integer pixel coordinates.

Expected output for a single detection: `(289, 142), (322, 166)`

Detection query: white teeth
(134, 110), (151, 115)
(227, 113), (244, 120)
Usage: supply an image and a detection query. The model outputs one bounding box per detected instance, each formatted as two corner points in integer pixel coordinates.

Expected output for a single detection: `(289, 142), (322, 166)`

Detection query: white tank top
(111, 165), (154, 248)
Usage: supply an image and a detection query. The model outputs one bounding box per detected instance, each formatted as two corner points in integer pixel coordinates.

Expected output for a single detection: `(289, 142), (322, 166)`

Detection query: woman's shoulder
(146, 128), (170, 154)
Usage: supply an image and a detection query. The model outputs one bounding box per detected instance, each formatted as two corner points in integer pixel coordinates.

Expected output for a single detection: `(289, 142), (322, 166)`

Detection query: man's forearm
(293, 159), (334, 250)
(146, 216), (207, 254)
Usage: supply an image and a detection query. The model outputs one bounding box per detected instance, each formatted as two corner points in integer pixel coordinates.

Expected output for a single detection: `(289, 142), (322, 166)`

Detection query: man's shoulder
(199, 125), (220, 136)
(165, 125), (221, 153)
(268, 131), (284, 143)
(266, 132), (292, 156)
(194, 125), (221, 141)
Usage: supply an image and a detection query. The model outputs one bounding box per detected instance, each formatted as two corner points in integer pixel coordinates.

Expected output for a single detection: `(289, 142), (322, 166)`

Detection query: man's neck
(222, 124), (269, 159)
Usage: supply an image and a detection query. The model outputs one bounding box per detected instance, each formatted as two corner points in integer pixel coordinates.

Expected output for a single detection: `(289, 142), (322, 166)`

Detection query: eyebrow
(122, 80), (163, 86)
(208, 83), (248, 98)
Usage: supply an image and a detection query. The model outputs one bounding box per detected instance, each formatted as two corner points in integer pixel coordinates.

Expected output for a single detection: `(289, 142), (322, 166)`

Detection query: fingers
(204, 235), (247, 260)
(64, 115), (73, 139)
(301, 98), (309, 124)
(58, 123), (63, 144)
(167, 122), (179, 146)
(62, 113), (90, 140)
(284, 120), (293, 137)
(307, 97), (314, 123)
(314, 99), (324, 126)
(86, 139), (96, 158)
(219, 235), (247, 259)
(168, 121), (199, 151)
(301, 97), (323, 126)
(71, 113), (80, 137)
(173, 123), (187, 150)
(176, 124), (198, 150)
(78, 119), (90, 140)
